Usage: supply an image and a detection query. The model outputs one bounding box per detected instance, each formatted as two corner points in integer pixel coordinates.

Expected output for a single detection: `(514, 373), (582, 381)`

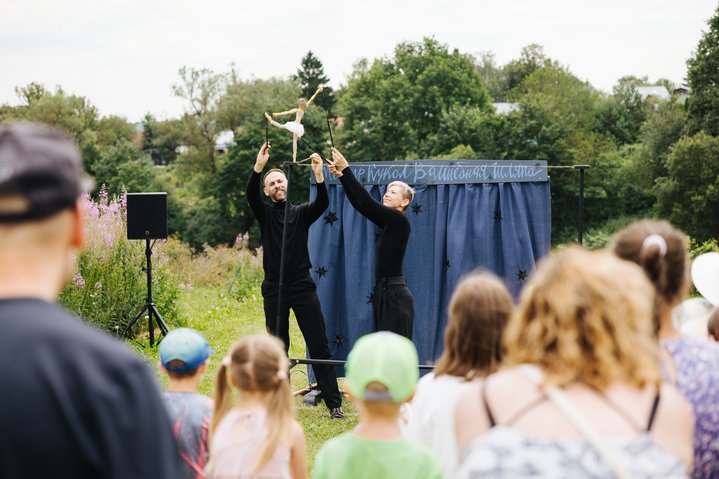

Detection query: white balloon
(691, 252), (719, 306)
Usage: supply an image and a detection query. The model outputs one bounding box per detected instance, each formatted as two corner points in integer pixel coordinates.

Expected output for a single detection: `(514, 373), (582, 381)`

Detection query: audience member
(455, 247), (693, 478)
(612, 220), (719, 478)
(312, 332), (443, 479)
(159, 328), (214, 479)
(207, 334), (307, 479)
(405, 269), (512, 478)
(0, 122), (178, 477)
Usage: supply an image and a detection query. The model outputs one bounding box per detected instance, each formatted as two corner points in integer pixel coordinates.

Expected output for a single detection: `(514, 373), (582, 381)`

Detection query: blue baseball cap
(159, 328), (212, 372)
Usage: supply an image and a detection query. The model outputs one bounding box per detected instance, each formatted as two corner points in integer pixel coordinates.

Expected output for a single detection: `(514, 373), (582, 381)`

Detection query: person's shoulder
(4, 299), (136, 359)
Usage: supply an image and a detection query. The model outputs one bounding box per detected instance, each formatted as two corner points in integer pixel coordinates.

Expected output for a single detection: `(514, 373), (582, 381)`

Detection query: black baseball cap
(0, 123), (95, 223)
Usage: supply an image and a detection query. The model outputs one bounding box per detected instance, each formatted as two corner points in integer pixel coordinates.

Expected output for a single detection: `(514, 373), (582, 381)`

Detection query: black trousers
(373, 276), (414, 339)
(261, 275), (342, 409)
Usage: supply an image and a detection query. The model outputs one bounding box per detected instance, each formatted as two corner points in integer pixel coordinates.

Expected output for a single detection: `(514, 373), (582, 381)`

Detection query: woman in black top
(328, 147), (415, 339)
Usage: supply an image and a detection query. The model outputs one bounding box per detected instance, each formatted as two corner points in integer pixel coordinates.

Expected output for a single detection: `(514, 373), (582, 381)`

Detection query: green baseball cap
(345, 332), (419, 402)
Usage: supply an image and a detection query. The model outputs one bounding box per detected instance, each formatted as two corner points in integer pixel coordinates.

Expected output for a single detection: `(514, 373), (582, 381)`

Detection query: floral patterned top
(663, 336), (719, 479)
(457, 426), (687, 479)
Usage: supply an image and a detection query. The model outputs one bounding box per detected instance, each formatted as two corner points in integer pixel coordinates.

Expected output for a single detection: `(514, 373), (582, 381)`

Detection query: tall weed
(58, 189), (180, 336)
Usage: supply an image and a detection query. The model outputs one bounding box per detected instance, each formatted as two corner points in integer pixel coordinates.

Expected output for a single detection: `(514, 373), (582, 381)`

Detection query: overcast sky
(1, 0), (716, 122)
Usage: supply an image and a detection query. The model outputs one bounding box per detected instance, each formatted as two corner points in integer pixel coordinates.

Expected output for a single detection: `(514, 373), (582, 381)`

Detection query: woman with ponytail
(611, 220), (719, 479)
(206, 335), (307, 479)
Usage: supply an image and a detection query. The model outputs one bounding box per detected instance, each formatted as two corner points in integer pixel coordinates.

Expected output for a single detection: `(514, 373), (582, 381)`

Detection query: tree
(503, 44), (557, 93)
(596, 76), (649, 145)
(686, 5), (719, 135)
(336, 38), (492, 161)
(294, 51), (334, 114)
(656, 132), (719, 241)
(475, 51), (506, 101)
(172, 67), (226, 173)
(142, 114), (183, 165)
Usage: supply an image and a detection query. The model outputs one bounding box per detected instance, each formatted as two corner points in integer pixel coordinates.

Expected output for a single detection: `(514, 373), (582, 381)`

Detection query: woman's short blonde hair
(503, 247), (662, 390)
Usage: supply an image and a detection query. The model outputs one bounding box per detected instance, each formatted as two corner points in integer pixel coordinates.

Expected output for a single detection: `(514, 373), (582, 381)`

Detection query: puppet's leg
(265, 112), (284, 130)
(292, 134), (299, 162)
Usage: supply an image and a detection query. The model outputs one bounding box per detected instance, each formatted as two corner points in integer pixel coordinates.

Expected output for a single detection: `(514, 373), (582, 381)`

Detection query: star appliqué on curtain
(494, 210), (503, 222)
(517, 269), (528, 281)
(366, 292), (374, 304)
(315, 266), (328, 278)
(411, 204), (422, 215)
(445, 260), (451, 269)
(334, 334), (347, 346)
(324, 211), (338, 226)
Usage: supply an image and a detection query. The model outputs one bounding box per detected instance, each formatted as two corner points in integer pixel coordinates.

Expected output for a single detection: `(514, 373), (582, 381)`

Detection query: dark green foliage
(294, 51), (335, 114)
(656, 132), (719, 242)
(336, 38), (492, 160)
(686, 5), (719, 135)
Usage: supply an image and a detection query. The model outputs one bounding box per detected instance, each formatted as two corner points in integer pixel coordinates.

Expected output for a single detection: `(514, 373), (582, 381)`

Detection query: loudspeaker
(126, 192), (168, 240)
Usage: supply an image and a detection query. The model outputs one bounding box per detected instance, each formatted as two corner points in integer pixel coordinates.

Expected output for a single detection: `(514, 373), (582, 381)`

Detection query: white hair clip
(642, 234), (667, 257)
(276, 369), (288, 380)
(222, 356), (231, 367)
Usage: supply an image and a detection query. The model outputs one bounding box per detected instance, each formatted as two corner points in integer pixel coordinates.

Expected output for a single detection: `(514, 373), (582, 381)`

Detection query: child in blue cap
(159, 328), (214, 479)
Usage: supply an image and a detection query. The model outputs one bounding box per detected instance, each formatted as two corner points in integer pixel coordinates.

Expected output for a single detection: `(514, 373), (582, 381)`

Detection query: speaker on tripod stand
(123, 192), (170, 346)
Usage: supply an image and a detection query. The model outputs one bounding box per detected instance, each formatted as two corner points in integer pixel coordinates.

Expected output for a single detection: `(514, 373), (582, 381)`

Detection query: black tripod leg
(148, 305), (155, 347)
(150, 304), (170, 336)
(123, 304), (149, 339)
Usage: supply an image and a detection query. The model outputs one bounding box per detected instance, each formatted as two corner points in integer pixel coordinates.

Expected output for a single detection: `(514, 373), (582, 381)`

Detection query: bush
(163, 234), (264, 301)
(58, 189), (180, 337)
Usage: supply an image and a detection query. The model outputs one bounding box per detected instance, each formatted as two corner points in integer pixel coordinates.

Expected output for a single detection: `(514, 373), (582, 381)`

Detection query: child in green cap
(311, 332), (443, 479)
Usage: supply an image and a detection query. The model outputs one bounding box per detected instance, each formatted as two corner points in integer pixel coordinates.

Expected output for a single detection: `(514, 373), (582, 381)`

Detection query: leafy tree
(142, 114), (183, 165)
(95, 115), (136, 147)
(656, 132), (719, 241)
(686, 5), (719, 135)
(596, 76), (649, 145)
(336, 38), (492, 160)
(173, 67), (226, 173)
(501, 65), (607, 239)
(294, 51), (334, 114)
(503, 44), (557, 93)
(475, 51), (507, 101)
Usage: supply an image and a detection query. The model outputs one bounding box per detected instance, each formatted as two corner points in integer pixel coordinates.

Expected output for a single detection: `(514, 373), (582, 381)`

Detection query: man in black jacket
(246, 142), (343, 419)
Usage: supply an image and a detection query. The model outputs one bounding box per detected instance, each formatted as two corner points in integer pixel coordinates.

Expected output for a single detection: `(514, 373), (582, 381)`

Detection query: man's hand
(310, 153), (324, 183)
(254, 142), (270, 173)
(327, 147), (349, 177)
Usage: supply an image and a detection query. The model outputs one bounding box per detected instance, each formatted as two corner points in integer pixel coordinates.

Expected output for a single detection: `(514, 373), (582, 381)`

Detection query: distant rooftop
(635, 85), (670, 101)
(493, 102), (520, 115)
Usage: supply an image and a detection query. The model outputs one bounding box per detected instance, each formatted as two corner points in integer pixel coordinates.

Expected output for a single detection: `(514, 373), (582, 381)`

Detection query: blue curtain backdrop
(305, 161), (551, 370)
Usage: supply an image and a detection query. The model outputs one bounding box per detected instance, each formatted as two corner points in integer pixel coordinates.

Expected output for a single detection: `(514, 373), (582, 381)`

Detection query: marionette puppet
(264, 86), (323, 162)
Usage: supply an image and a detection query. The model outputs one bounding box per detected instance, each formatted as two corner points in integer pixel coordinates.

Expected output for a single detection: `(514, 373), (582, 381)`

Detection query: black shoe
(330, 407), (344, 419)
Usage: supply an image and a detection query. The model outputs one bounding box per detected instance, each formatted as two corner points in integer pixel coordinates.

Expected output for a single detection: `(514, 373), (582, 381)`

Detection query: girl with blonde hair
(207, 334), (307, 479)
(455, 247), (693, 478)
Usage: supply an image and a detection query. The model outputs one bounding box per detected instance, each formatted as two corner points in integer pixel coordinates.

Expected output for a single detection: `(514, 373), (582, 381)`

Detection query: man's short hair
(0, 123), (94, 223)
(263, 168), (286, 185)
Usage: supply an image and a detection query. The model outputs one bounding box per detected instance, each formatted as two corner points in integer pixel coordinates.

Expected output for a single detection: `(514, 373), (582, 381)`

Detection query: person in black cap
(246, 141), (344, 419)
(0, 122), (179, 478)
(327, 147), (415, 339)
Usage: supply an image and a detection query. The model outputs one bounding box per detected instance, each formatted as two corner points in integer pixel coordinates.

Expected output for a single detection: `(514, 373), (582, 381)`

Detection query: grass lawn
(127, 286), (358, 468)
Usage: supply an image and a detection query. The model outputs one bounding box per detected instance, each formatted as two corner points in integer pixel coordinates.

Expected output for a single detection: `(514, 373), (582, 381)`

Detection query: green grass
(127, 286), (358, 467)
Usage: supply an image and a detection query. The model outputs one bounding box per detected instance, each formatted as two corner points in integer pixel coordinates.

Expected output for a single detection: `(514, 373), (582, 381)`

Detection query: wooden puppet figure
(265, 86), (323, 162)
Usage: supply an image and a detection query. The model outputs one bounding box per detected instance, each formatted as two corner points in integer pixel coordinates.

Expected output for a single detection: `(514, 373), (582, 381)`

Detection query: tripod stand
(123, 238), (169, 346)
